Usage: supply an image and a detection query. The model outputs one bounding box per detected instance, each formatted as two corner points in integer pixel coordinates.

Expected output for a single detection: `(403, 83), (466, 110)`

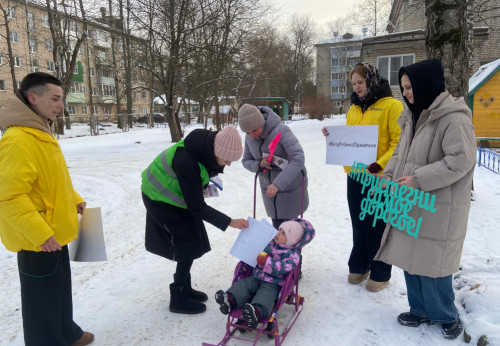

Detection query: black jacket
(144, 129), (231, 261)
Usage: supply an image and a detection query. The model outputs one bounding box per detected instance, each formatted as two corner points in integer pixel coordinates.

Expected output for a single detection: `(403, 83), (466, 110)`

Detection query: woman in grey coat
(374, 59), (476, 339)
(238, 104), (308, 228)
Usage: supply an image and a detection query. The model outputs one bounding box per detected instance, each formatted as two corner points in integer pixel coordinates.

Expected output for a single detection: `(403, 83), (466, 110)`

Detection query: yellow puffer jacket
(344, 96), (403, 173)
(0, 95), (84, 252)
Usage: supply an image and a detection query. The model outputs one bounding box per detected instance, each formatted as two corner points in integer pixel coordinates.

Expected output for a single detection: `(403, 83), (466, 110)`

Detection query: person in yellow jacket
(322, 62), (403, 292)
(0, 73), (93, 346)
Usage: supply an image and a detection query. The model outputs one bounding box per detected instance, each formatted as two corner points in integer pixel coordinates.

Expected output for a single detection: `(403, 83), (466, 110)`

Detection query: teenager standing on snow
(238, 104), (309, 229)
(0, 73), (93, 346)
(322, 62), (403, 292)
(141, 126), (249, 315)
(374, 59), (476, 339)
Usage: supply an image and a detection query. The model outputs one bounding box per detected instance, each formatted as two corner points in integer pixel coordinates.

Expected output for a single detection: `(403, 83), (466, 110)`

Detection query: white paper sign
(69, 207), (107, 262)
(325, 125), (378, 166)
(229, 218), (277, 267)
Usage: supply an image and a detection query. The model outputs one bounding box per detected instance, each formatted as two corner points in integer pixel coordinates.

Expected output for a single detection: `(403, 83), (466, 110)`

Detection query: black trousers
(347, 176), (392, 282)
(18, 246), (83, 346)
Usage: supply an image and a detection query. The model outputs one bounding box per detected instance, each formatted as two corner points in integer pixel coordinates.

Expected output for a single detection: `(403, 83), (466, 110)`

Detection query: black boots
(186, 274), (208, 302)
(397, 312), (432, 327)
(441, 319), (463, 339)
(173, 273), (208, 302)
(169, 282), (206, 314)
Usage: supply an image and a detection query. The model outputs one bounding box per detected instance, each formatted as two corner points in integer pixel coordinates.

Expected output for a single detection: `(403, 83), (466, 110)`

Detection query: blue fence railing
(477, 147), (500, 174)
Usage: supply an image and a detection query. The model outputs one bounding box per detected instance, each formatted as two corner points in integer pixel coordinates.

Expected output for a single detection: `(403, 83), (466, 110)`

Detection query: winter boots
(366, 278), (390, 292)
(173, 273), (208, 302)
(169, 283), (206, 314)
(347, 271), (370, 284)
(215, 290), (233, 315)
(241, 303), (261, 329)
(397, 312), (432, 327)
(441, 319), (463, 339)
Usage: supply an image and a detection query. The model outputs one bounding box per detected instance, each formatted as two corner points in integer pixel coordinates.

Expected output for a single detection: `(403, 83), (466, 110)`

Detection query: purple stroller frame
(203, 170), (307, 346)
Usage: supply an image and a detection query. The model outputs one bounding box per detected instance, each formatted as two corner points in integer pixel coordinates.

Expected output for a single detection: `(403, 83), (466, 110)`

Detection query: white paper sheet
(325, 125), (378, 166)
(69, 207), (107, 262)
(229, 218), (277, 267)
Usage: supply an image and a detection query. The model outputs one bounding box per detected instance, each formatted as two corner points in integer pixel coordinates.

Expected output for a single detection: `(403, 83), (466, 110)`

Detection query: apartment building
(0, 0), (151, 120)
(315, 0), (500, 112)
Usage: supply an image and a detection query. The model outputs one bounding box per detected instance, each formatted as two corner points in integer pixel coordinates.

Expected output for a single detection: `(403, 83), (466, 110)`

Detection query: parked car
(136, 113), (166, 124)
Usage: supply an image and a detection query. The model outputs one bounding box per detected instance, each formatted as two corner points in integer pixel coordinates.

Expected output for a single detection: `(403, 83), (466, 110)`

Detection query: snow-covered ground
(1, 117), (499, 346)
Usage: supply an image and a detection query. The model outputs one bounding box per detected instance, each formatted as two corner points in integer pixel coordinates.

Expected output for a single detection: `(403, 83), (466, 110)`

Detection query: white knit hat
(214, 126), (243, 162)
(238, 104), (265, 132)
(280, 221), (305, 246)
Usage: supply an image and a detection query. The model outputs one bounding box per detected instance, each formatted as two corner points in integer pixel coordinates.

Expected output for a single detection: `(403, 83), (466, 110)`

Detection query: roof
(315, 33), (368, 46)
(210, 105), (232, 114)
(469, 58), (500, 94)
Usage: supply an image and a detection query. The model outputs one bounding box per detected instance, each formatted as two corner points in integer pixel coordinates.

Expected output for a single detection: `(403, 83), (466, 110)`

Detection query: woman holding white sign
(323, 62), (403, 292)
(374, 59), (476, 339)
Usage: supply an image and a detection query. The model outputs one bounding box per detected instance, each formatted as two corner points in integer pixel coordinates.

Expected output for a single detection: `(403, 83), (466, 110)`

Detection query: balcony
(97, 95), (115, 103)
(331, 93), (349, 100)
(67, 94), (85, 103)
(97, 76), (114, 85)
(93, 38), (111, 49)
(95, 57), (108, 65)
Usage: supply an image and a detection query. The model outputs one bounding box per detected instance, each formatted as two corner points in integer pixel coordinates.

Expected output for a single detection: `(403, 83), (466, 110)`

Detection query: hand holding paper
(230, 218), (277, 267)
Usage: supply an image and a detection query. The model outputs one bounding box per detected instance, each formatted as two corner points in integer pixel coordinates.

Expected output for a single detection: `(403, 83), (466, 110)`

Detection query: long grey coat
(242, 107), (308, 219)
(374, 92), (476, 278)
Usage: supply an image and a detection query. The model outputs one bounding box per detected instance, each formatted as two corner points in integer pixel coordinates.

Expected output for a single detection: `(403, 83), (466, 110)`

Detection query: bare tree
(425, 0), (472, 102)
(0, 1), (19, 91)
(283, 14), (317, 113)
(353, 0), (392, 36)
(42, 0), (89, 132)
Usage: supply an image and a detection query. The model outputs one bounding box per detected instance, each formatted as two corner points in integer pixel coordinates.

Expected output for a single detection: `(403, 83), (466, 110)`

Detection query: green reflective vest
(141, 140), (209, 209)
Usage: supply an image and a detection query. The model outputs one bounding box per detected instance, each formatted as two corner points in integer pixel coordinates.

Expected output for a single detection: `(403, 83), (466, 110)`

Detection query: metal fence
(477, 147), (500, 174)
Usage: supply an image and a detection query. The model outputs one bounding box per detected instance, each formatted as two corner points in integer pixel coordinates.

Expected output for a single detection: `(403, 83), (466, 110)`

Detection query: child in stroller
(215, 219), (314, 328)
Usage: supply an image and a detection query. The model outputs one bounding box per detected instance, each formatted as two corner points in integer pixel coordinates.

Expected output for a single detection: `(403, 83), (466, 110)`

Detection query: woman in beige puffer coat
(374, 59), (476, 340)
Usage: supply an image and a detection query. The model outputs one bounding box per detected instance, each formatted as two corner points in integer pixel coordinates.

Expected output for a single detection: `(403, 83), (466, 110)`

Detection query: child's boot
(169, 282), (206, 314)
(242, 303), (261, 328)
(215, 290), (234, 315)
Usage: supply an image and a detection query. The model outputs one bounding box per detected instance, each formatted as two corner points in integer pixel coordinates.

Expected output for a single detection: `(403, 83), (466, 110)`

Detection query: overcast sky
(274, 0), (352, 29)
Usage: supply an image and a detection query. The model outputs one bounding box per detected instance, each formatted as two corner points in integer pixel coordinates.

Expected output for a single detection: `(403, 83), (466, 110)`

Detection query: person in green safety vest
(141, 126), (249, 315)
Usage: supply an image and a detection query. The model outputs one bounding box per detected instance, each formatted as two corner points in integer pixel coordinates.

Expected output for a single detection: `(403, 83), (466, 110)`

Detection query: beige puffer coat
(374, 91), (476, 278)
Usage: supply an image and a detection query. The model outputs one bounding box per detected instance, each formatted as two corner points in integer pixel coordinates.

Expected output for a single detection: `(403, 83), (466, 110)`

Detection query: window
(10, 31), (18, 43)
(14, 56), (21, 67)
(7, 6), (16, 19)
(142, 91), (146, 99)
(93, 106), (99, 115)
(89, 68), (95, 76)
(29, 35), (37, 53)
(101, 85), (115, 97)
(334, 101), (343, 108)
(142, 107), (148, 114)
(31, 59), (39, 72)
(0, 55), (2, 65)
(92, 87), (98, 96)
(73, 64), (79, 74)
(45, 39), (53, 51)
(349, 58), (360, 66)
(331, 58), (340, 67)
(47, 61), (55, 72)
(87, 48), (93, 57)
(377, 54), (415, 86)
(81, 104), (87, 115)
(42, 16), (49, 27)
(331, 72), (347, 81)
(16, 81), (22, 89)
(68, 105), (76, 115)
(28, 13), (35, 30)
(71, 82), (84, 94)
(331, 86), (345, 94)
(0, 80), (6, 91)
